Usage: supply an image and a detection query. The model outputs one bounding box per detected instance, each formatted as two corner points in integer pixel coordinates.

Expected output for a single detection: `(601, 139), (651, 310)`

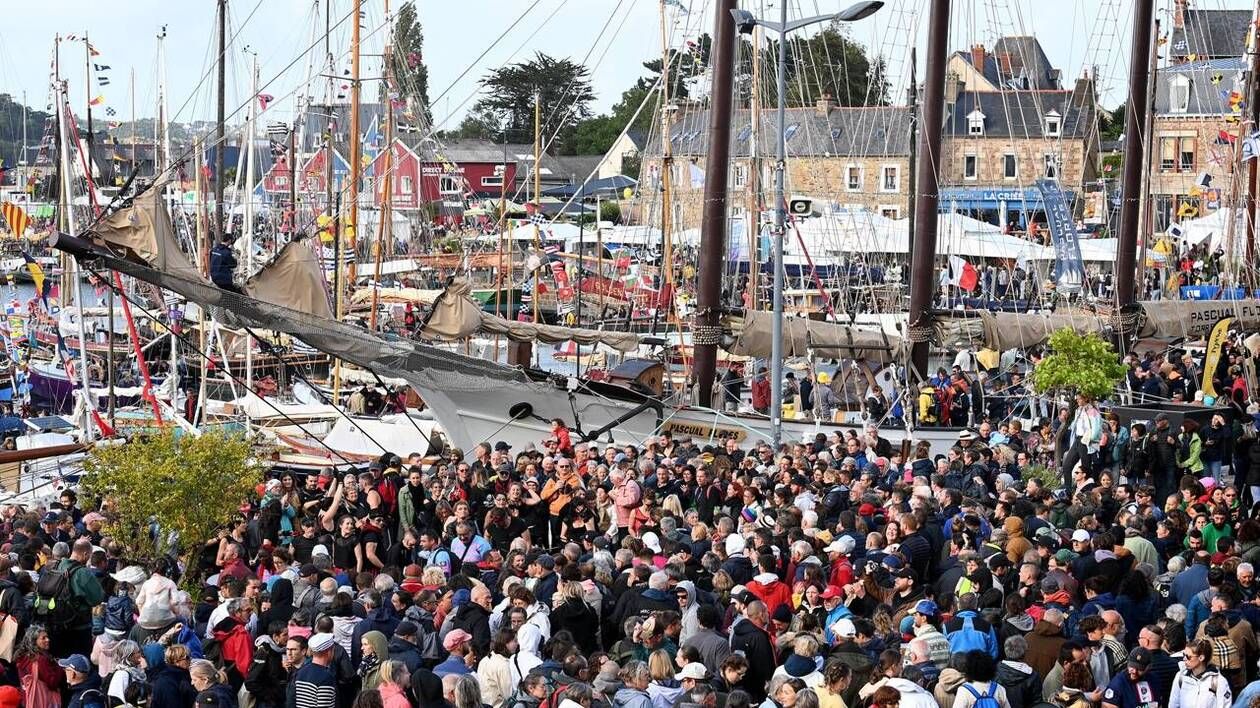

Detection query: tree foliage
(0, 94), (50, 176)
(466, 52), (595, 153)
(82, 429), (265, 563)
(776, 23), (890, 107)
(390, 4), (432, 124)
(1030, 328), (1126, 400)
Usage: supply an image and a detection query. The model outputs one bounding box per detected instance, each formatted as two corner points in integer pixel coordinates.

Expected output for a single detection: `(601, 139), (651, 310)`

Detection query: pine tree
(390, 4), (431, 124)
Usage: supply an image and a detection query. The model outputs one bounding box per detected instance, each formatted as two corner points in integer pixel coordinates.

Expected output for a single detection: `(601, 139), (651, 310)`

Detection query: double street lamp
(731, 1), (883, 448)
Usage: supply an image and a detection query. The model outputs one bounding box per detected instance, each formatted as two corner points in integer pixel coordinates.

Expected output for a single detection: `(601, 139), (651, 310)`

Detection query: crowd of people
(6, 389), (1260, 708)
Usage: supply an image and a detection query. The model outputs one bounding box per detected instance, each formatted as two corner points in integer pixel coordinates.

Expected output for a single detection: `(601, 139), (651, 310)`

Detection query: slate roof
(300, 102), (386, 154)
(642, 106), (913, 158)
(1171, 10), (1251, 61)
(553, 154), (605, 182)
(990, 36), (1061, 90)
(944, 90), (1094, 139)
(1153, 58), (1247, 115)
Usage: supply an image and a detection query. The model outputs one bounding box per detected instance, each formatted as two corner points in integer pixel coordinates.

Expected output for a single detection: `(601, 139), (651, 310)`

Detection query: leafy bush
(1030, 328), (1126, 401)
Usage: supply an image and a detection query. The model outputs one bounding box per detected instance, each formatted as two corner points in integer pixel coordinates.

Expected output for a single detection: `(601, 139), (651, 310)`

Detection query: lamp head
(836, 1), (884, 22)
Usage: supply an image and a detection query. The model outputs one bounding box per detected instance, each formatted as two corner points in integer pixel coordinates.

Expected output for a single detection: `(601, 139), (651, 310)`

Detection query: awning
(1130, 300), (1260, 340)
(935, 310), (1114, 351)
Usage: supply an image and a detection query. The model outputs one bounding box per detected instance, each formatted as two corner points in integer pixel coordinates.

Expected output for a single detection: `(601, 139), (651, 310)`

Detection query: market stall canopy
(726, 310), (901, 364)
(542, 175), (637, 199)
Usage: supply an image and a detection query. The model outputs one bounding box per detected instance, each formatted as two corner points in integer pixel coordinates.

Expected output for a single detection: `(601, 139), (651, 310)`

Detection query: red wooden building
(366, 139), (424, 210)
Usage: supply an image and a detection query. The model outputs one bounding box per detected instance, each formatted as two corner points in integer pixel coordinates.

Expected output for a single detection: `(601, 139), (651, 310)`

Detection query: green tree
(770, 23), (889, 107)
(1030, 328), (1127, 401)
(0, 93), (51, 177)
(641, 34), (712, 104)
(599, 200), (622, 224)
(389, 4), (432, 124)
(469, 52), (595, 153)
(82, 429), (265, 565)
(1100, 101), (1126, 141)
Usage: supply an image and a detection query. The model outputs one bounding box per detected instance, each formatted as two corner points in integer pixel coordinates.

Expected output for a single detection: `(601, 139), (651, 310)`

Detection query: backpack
(961, 682), (1001, 708)
(947, 615), (990, 655)
(32, 561), (85, 629)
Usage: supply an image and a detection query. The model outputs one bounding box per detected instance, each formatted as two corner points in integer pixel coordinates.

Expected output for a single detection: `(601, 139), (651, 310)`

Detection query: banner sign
(1202, 317), (1232, 399)
(1036, 179), (1086, 293)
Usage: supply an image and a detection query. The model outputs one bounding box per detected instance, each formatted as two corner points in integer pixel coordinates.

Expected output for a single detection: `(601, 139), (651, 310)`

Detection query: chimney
(815, 93), (836, 116)
(944, 74), (962, 107)
(1174, 0), (1187, 30)
(970, 44), (986, 72)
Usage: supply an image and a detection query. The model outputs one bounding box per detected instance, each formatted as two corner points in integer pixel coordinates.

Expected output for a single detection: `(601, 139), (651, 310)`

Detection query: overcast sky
(0, 0), (1250, 133)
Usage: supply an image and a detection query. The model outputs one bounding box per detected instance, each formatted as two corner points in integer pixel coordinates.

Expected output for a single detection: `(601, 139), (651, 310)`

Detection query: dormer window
(1044, 110), (1061, 137)
(1170, 75), (1191, 113)
(967, 110), (985, 136)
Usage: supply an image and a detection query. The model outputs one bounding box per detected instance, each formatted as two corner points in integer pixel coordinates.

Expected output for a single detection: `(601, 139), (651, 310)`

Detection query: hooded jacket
(828, 640), (873, 707)
(1169, 667), (1232, 708)
(1003, 518), (1032, 564)
(676, 581), (701, 645)
(883, 678), (938, 708)
(352, 605), (401, 664)
(730, 619), (775, 701)
(211, 616), (255, 683)
(995, 660), (1041, 708)
(1023, 620), (1066, 678)
(551, 594), (599, 654)
(720, 555), (754, 585)
(932, 668), (968, 708)
(647, 680), (685, 708)
(746, 572), (793, 618)
(198, 682), (239, 708)
(151, 664), (198, 708)
(258, 577), (296, 628)
(245, 635), (288, 706)
(612, 687), (654, 708)
(388, 635), (425, 674)
(451, 601), (492, 656)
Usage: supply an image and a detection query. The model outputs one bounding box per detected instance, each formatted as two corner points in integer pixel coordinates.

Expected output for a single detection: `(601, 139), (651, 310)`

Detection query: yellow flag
(1202, 317), (1233, 399)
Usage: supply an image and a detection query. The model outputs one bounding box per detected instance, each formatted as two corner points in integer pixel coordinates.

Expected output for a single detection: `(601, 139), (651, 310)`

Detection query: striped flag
(89, 95), (105, 106)
(1, 202), (29, 237)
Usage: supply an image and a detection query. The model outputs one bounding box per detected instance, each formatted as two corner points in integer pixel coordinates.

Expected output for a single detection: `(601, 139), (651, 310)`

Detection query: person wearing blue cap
(59, 654), (104, 708)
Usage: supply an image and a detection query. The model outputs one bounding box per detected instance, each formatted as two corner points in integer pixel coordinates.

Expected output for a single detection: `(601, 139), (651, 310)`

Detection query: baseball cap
(494, 441), (512, 452)
(395, 620), (419, 637)
(1070, 529), (1091, 543)
(1128, 647), (1153, 669)
(1054, 549), (1079, 565)
(832, 618), (857, 638)
(309, 633), (336, 653)
(858, 503), (876, 516)
(675, 663), (709, 681)
(57, 655), (90, 674)
(824, 536), (856, 555)
(893, 567), (917, 580)
(913, 599), (938, 616)
(733, 590), (758, 606)
(820, 585), (843, 600)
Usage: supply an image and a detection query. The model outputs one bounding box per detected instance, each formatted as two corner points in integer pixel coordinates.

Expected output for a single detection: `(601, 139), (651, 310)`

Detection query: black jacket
(551, 597), (599, 654)
(209, 243), (238, 288)
(729, 620), (775, 702)
(451, 602), (492, 656)
(387, 636), (424, 674)
(150, 665), (197, 708)
(245, 639), (289, 706)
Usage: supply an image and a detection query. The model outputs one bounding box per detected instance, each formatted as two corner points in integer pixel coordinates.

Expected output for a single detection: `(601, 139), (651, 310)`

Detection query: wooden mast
(532, 91), (541, 327)
(692, 0), (737, 407)
(346, 0), (363, 287)
(747, 26), (762, 310)
(1114, 0), (1154, 307)
(214, 0), (227, 241)
(658, 0), (675, 332)
(369, 0), (394, 332)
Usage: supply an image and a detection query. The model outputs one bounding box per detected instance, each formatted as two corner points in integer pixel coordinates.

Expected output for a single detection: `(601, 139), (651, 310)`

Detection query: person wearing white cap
(720, 534), (753, 585)
(288, 634), (338, 708)
(675, 662), (709, 690)
(824, 536), (856, 587)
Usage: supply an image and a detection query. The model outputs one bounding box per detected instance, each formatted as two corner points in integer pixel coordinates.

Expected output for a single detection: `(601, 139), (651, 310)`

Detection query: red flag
(1219, 129), (1237, 143)
(258, 93), (274, 110)
(949, 255), (979, 292)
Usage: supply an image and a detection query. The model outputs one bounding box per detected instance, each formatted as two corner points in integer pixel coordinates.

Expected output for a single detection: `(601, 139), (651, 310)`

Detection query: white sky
(0, 0), (1250, 133)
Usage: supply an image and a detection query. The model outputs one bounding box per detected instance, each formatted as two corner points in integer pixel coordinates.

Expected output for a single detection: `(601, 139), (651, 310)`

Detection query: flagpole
(83, 32), (94, 185)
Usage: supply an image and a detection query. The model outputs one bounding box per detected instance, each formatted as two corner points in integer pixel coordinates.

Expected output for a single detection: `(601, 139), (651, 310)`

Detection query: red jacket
(828, 557), (854, 588)
(746, 574), (793, 618)
(751, 377), (771, 409)
(212, 619), (254, 680)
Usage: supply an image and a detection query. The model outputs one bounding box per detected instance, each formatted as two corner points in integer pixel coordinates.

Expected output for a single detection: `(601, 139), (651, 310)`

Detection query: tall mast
(693, 0), (737, 408)
(907, 0), (950, 379)
(244, 54), (259, 391)
(906, 47), (918, 258)
(57, 74), (94, 441)
(1114, 0), (1154, 308)
(1250, 0), (1260, 270)
(769, 0), (788, 438)
(83, 33), (93, 181)
(214, 1), (227, 240)
(658, 0), (675, 331)
(157, 27), (171, 175)
(346, 0), (363, 286)
(130, 68), (137, 175)
(369, 0), (394, 332)
(532, 90), (541, 326)
(747, 26), (762, 310)
(20, 91), (27, 167)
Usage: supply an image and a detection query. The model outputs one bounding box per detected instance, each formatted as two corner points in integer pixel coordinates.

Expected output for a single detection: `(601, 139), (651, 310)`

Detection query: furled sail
(1129, 300), (1260, 340)
(87, 183), (201, 280)
(243, 241), (333, 319)
(934, 310), (1114, 351)
(365, 280), (646, 352)
(726, 310), (901, 364)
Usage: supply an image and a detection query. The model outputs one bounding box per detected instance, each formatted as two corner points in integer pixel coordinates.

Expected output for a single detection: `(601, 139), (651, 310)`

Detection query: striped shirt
(287, 662), (337, 708)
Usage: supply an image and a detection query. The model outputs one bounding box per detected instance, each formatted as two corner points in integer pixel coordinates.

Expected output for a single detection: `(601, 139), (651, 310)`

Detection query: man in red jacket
(745, 553), (792, 618)
(751, 367), (770, 414)
(211, 599), (255, 685)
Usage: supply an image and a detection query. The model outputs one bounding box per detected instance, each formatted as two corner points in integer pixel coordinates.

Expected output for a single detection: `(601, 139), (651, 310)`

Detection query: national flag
(22, 254), (49, 309)
(1218, 129), (1237, 144)
(948, 255), (979, 292)
(89, 95), (104, 106)
(258, 93), (274, 110)
(1, 202), (29, 237)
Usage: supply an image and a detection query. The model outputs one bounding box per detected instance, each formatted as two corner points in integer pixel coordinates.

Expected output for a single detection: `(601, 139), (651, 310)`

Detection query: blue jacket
(210, 243), (238, 288)
(1185, 588), (1215, 638)
(1082, 592), (1117, 618)
(1172, 563), (1210, 607)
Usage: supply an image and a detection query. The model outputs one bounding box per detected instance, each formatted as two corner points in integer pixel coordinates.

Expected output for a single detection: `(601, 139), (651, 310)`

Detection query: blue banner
(1180, 285), (1248, 300)
(1036, 179), (1085, 293)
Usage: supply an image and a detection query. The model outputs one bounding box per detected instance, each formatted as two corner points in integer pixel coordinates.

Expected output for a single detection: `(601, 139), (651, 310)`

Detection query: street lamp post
(731, 0), (882, 449)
